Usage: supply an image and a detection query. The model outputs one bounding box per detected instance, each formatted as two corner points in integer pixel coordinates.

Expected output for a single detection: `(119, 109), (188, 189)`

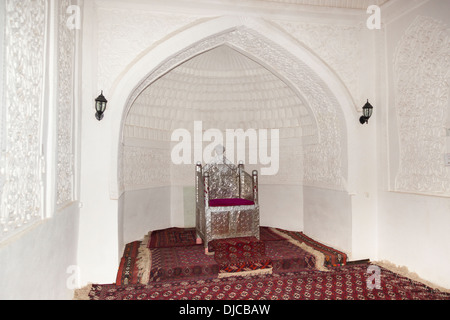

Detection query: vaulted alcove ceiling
(125, 45), (317, 142)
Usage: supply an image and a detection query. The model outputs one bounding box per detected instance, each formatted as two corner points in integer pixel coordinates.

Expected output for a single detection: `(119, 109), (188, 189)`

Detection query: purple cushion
(209, 198), (255, 207)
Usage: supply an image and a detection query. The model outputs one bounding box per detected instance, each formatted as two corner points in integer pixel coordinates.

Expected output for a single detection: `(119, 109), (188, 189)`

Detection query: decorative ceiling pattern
(125, 45), (315, 141)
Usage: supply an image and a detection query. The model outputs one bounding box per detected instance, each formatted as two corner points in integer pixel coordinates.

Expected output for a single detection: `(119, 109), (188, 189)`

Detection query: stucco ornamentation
(0, 0), (46, 240)
(56, 0), (77, 208)
(273, 20), (363, 108)
(394, 16), (450, 196)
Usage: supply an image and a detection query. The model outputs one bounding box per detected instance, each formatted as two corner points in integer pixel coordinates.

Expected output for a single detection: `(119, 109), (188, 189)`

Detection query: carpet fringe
(73, 283), (93, 300)
(218, 267), (273, 279)
(136, 232), (151, 284)
(374, 260), (450, 293)
(269, 228), (329, 272)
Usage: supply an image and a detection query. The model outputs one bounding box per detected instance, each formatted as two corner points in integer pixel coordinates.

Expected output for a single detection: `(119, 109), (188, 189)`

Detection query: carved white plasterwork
(96, 7), (200, 93)
(122, 145), (171, 190)
(0, 0), (46, 241)
(56, 0), (77, 208)
(394, 16), (450, 196)
(121, 26), (346, 193)
(273, 20), (363, 107)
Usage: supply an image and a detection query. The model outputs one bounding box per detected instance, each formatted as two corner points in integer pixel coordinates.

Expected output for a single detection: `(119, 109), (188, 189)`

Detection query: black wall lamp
(95, 91), (108, 121)
(360, 99), (374, 125)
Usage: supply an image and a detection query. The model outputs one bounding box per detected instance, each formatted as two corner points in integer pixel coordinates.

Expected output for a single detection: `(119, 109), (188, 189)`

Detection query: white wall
(120, 187), (171, 247)
(376, 0), (450, 289)
(259, 185), (304, 231)
(303, 186), (352, 255)
(0, 204), (79, 300)
(378, 192), (450, 288)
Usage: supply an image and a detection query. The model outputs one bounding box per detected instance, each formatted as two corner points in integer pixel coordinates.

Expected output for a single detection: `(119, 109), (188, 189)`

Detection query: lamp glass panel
(363, 106), (373, 118)
(96, 101), (106, 113)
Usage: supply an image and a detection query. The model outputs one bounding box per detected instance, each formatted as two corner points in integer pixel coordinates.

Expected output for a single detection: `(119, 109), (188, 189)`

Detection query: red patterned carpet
(83, 264), (450, 300)
(115, 227), (330, 285)
(75, 227), (450, 301)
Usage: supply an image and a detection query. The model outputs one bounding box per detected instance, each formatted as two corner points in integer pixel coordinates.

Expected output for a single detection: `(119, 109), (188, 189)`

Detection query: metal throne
(195, 151), (260, 254)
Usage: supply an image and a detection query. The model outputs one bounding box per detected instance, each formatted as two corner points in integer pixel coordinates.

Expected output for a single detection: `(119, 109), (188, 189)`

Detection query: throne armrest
(252, 170), (258, 205)
(196, 162), (208, 209)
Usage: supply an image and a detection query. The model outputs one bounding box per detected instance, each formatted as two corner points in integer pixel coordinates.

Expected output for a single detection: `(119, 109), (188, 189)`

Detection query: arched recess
(108, 16), (359, 201)
(107, 16), (361, 252)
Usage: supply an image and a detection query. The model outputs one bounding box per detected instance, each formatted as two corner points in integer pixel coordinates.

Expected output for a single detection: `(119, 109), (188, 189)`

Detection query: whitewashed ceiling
(250, 0), (390, 10)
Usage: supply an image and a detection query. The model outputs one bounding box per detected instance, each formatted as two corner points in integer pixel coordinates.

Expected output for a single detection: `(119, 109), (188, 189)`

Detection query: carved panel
(273, 21), (363, 107)
(122, 145), (171, 190)
(394, 16), (450, 196)
(96, 7), (200, 93)
(0, 0), (47, 240)
(56, 0), (77, 208)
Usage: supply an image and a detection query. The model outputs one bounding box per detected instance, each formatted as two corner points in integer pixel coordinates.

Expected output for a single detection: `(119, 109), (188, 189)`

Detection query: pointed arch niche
(110, 17), (357, 251)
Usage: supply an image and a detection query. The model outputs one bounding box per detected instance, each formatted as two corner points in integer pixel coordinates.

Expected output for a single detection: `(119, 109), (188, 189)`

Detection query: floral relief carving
(96, 7), (200, 93)
(123, 145), (171, 190)
(56, 0), (77, 208)
(273, 20), (363, 107)
(0, 0), (46, 240)
(394, 16), (450, 196)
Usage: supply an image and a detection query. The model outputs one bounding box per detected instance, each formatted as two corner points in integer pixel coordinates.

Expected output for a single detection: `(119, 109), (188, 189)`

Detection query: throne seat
(209, 198), (255, 207)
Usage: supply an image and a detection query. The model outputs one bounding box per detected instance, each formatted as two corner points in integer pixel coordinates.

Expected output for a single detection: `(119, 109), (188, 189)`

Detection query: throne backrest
(198, 147), (256, 202)
(203, 162), (240, 200)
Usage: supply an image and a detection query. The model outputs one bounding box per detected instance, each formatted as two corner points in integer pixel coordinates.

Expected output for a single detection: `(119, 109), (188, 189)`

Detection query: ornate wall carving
(0, 0), (47, 240)
(0, 0), (80, 241)
(122, 145), (170, 190)
(96, 7), (200, 93)
(56, 0), (77, 208)
(273, 20), (363, 107)
(394, 16), (450, 196)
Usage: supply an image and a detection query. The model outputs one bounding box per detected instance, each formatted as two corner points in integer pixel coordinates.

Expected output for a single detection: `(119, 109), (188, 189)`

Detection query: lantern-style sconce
(360, 100), (374, 125)
(95, 91), (108, 121)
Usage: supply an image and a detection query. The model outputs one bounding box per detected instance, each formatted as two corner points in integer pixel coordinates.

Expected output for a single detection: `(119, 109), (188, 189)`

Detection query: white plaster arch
(108, 16), (359, 199)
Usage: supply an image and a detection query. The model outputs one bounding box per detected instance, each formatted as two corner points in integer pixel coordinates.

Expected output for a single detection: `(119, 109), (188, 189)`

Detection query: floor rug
(265, 240), (317, 272)
(149, 245), (220, 282)
(116, 227), (339, 285)
(146, 226), (287, 249)
(115, 241), (142, 285)
(81, 264), (450, 300)
(147, 239), (317, 283)
(212, 237), (273, 278)
(277, 229), (348, 267)
(148, 227), (197, 248)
